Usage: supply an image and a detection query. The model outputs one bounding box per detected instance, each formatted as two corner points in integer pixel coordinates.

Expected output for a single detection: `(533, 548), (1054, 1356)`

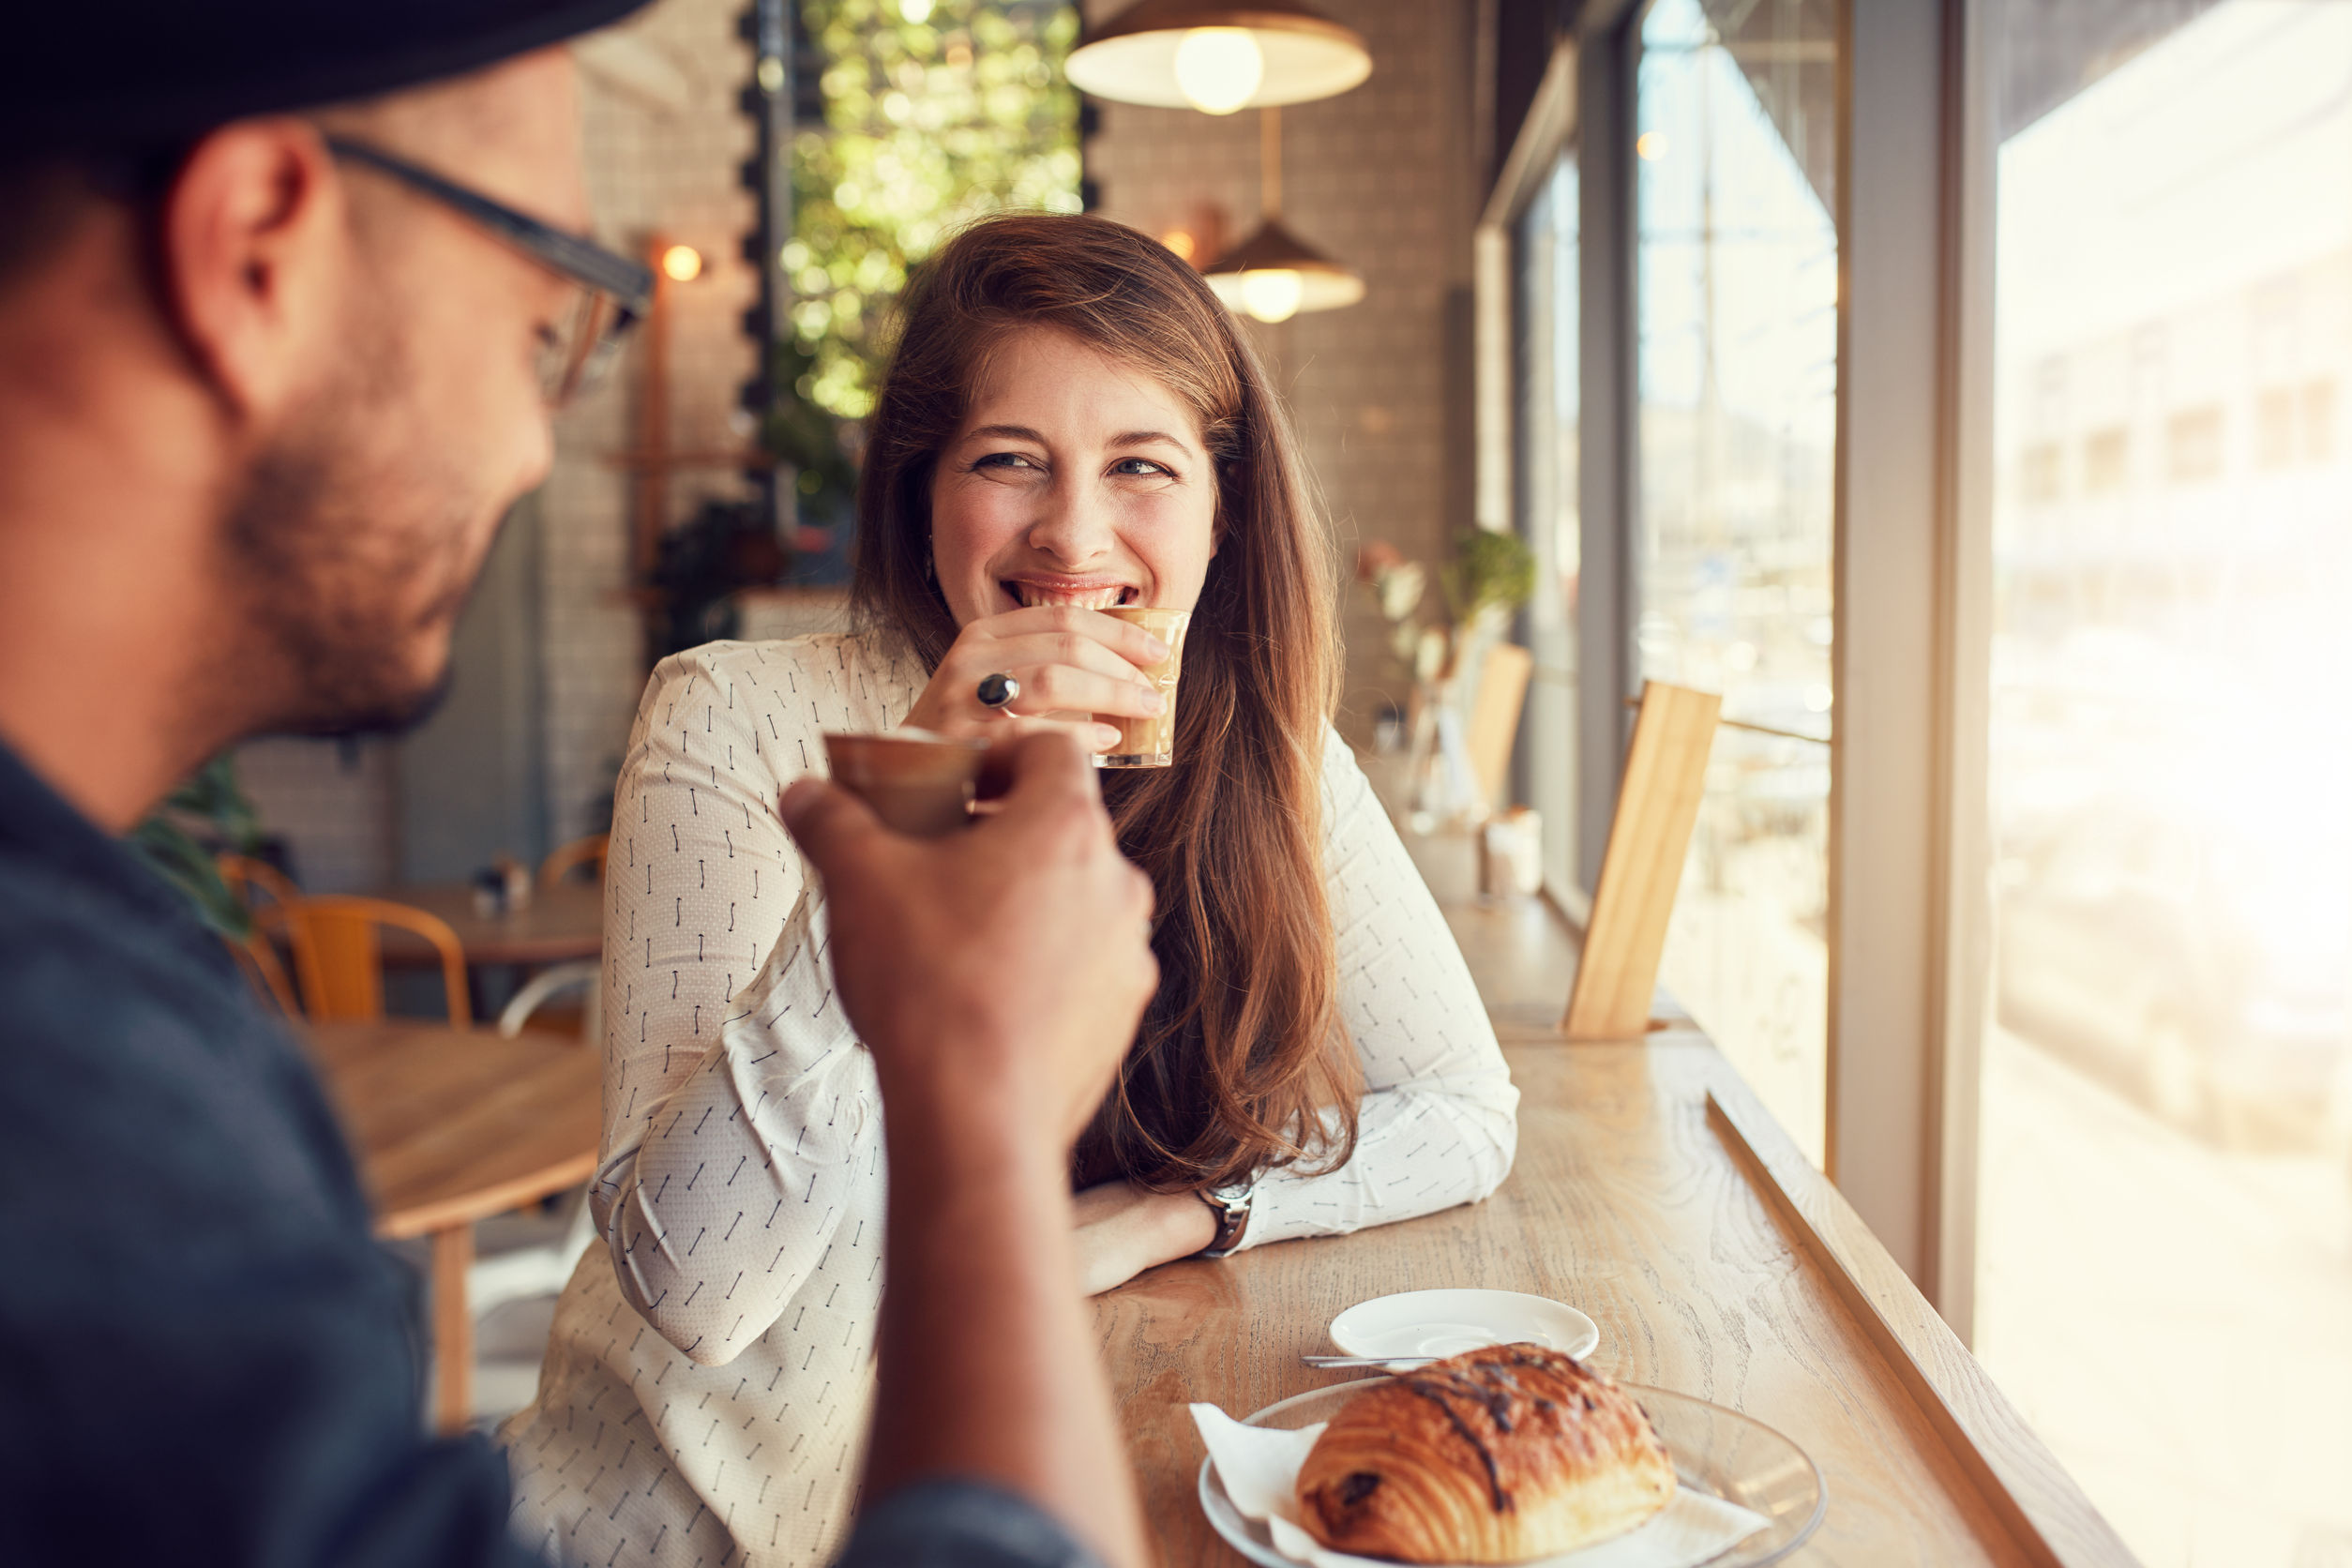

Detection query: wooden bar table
(1094, 868), (2141, 1566)
(301, 1020), (602, 1433)
(367, 878), (605, 968)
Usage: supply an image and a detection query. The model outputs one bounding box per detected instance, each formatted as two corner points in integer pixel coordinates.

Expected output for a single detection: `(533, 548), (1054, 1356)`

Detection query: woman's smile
(999, 576), (1143, 611)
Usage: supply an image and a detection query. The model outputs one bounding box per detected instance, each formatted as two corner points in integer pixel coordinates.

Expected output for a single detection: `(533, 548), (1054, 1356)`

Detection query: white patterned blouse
(500, 633), (1518, 1568)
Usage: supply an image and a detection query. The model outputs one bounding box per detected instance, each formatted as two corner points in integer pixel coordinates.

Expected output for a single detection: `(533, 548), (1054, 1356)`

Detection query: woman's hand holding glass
(899, 605), (1169, 754)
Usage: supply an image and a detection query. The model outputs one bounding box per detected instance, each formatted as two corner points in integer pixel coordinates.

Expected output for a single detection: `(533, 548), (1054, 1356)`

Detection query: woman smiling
(503, 213), (1517, 1568)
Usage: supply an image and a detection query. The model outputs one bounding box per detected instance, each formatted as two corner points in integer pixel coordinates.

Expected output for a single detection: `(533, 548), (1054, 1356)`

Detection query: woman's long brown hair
(852, 211), (1359, 1193)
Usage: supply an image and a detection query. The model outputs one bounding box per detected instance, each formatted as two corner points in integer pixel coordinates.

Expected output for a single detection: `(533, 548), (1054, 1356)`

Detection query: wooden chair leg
(1562, 681), (1722, 1040)
(430, 1225), (475, 1435)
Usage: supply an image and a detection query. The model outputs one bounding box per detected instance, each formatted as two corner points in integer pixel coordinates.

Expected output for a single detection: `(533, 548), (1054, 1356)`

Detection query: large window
(1974, 4), (2352, 1560)
(1502, 0), (2352, 1552)
(1517, 155), (1580, 898)
(1634, 0), (1838, 1161)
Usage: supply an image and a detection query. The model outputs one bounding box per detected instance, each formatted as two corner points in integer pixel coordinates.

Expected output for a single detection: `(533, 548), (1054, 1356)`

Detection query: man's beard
(222, 343), (492, 742)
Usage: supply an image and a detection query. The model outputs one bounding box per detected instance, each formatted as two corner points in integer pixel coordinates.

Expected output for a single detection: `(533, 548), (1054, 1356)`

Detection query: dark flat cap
(8, 0), (655, 152)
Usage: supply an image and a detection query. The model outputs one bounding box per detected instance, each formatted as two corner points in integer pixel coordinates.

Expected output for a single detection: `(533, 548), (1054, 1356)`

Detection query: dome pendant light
(1204, 107), (1364, 323)
(1066, 0), (1372, 114)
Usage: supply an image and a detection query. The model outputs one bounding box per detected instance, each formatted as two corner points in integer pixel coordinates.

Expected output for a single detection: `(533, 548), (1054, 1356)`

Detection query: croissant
(1294, 1344), (1675, 1563)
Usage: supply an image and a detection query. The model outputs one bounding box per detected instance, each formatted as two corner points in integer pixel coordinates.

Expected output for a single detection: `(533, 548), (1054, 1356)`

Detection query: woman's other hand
(1071, 1180), (1218, 1295)
(900, 605), (1168, 754)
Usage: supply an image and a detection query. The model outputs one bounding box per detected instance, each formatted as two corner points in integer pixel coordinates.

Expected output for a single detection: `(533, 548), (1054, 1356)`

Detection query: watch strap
(1197, 1182), (1254, 1259)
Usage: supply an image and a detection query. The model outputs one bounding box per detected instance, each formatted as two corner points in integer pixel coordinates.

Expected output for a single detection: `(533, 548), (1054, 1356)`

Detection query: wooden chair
(217, 852), (301, 912)
(222, 929), (303, 1018)
(1561, 681), (1721, 1040)
(1465, 641), (1535, 813)
(259, 896), (473, 1029)
(538, 833), (609, 891)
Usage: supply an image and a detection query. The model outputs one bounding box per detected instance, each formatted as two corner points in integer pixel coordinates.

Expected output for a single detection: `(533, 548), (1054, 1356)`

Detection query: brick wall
(547, 0), (762, 843)
(1078, 0), (1481, 737)
(234, 738), (397, 895)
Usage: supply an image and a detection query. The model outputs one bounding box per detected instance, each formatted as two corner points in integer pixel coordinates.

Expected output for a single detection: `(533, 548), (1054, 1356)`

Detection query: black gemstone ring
(975, 671), (1020, 710)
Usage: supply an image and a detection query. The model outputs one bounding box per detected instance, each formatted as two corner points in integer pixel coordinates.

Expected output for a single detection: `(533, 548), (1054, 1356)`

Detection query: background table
(301, 1020), (602, 1432)
(368, 879), (605, 968)
(1094, 847), (2142, 1566)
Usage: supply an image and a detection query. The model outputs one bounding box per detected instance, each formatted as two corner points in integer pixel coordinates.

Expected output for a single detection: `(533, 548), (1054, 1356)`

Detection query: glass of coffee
(1097, 606), (1193, 769)
(822, 729), (988, 837)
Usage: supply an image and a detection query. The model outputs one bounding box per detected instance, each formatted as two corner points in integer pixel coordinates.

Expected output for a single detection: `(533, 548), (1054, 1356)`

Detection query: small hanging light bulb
(1172, 27), (1264, 115)
(1239, 268), (1304, 324)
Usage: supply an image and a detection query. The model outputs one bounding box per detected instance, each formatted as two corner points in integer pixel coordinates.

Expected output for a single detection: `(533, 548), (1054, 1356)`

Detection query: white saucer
(1328, 1289), (1601, 1362)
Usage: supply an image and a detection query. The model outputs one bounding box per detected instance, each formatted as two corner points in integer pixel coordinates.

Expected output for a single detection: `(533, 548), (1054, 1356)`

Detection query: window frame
(1477, 36), (1583, 902)
(1487, 0), (1993, 1329)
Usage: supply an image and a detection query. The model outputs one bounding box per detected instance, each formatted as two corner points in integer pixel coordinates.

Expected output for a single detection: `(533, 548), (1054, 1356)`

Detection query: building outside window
(1975, 3), (2352, 1560)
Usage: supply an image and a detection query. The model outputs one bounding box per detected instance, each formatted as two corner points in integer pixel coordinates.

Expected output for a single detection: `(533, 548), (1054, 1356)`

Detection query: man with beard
(0, 8), (1152, 1567)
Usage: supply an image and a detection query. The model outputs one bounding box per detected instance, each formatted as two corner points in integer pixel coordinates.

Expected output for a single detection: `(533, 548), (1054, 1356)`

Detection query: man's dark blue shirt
(0, 738), (534, 1567)
(0, 737), (1101, 1568)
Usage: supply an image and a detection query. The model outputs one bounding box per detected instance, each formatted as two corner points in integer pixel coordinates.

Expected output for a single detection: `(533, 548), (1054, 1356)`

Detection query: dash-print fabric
(501, 635), (1519, 1568)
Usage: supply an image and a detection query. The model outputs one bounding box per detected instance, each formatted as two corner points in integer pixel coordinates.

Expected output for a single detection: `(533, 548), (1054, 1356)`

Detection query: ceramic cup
(822, 729), (988, 837)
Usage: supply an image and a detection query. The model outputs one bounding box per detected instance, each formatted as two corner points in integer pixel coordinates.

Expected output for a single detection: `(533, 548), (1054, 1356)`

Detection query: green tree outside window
(788, 0), (1080, 422)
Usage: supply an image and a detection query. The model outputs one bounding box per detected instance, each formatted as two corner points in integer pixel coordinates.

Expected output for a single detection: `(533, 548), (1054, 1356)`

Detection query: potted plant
(129, 754), (268, 937)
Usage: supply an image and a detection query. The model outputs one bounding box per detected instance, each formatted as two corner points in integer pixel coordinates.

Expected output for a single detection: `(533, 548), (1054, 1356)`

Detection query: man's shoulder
(0, 850), (364, 1229)
(0, 853), (519, 1564)
(0, 843), (228, 1049)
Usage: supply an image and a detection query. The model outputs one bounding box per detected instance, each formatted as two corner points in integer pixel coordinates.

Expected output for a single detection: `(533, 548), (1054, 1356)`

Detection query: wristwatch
(1197, 1178), (1256, 1259)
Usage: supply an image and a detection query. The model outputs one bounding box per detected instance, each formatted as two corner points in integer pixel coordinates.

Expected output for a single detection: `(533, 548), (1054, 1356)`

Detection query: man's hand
(779, 729), (1156, 1149)
(782, 730), (1157, 1568)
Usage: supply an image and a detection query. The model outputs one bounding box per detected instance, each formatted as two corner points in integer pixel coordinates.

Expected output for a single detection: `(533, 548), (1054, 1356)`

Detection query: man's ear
(158, 120), (344, 421)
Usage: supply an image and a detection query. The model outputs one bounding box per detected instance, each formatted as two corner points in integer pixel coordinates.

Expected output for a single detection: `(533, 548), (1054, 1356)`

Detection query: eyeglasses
(324, 137), (654, 407)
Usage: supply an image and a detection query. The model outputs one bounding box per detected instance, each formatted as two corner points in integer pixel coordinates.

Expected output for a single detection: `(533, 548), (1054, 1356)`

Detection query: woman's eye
(1110, 458), (1170, 478)
(975, 452), (1040, 472)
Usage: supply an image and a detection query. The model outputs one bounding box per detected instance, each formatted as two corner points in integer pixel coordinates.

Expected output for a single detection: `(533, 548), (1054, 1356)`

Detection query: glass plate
(1196, 1379), (1827, 1568)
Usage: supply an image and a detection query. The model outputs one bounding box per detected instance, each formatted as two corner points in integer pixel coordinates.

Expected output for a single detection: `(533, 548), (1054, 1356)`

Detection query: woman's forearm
(1234, 1080), (1518, 1246)
(1071, 1181), (1217, 1294)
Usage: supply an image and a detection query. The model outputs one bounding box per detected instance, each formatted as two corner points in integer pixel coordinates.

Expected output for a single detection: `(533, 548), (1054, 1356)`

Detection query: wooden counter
(1093, 835), (2139, 1566)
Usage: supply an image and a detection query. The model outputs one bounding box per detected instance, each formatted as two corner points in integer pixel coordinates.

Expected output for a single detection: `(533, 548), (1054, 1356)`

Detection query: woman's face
(928, 326), (1217, 622)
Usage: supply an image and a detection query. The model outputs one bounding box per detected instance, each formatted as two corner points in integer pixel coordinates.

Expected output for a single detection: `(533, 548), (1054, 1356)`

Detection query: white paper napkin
(1191, 1402), (1770, 1568)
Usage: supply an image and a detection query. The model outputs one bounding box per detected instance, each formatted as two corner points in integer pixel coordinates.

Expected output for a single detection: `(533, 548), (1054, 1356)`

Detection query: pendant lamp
(1065, 0), (1372, 115)
(1204, 108), (1364, 323)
